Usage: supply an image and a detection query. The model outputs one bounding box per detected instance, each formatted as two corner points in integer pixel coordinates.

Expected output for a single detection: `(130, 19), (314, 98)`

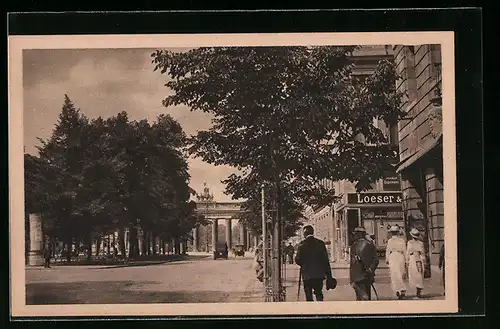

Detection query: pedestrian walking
(43, 241), (52, 268)
(439, 244), (445, 296)
(295, 225), (335, 301)
(349, 227), (380, 300)
(385, 225), (407, 299)
(407, 228), (425, 298)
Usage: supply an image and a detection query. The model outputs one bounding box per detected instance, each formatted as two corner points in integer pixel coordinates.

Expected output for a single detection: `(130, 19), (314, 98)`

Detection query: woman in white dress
(385, 225), (407, 299)
(407, 228), (425, 298)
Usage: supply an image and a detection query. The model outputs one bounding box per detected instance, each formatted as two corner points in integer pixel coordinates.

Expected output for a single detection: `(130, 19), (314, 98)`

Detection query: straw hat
(388, 225), (400, 233)
(410, 228), (420, 238)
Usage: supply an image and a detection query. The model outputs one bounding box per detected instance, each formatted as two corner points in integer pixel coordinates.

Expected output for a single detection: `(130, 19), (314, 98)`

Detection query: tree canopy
(25, 95), (199, 257)
(152, 46), (404, 235)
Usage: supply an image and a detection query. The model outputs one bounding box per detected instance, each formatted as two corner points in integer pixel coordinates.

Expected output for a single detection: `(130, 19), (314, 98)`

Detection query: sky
(23, 48), (241, 202)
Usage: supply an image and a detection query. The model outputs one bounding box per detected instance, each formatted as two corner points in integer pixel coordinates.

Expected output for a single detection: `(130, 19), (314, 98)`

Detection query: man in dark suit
(349, 227), (379, 300)
(295, 225), (334, 301)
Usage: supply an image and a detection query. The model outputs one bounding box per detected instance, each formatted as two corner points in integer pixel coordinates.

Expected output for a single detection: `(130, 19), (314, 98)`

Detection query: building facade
(332, 179), (403, 263)
(302, 45), (403, 263)
(393, 45), (443, 277)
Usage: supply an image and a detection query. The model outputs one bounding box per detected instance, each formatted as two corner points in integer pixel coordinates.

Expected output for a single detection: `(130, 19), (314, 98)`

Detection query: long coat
(349, 238), (379, 284)
(386, 236), (407, 293)
(407, 239), (425, 289)
(43, 244), (52, 259)
(295, 236), (332, 281)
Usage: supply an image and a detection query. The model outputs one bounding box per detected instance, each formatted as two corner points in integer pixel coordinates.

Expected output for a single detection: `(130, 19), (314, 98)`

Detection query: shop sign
(383, 176), (401, 191)
(348, 192), (402, 205)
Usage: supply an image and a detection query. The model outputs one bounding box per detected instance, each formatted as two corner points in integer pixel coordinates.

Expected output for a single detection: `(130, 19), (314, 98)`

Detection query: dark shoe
(416, 288), (423, 298)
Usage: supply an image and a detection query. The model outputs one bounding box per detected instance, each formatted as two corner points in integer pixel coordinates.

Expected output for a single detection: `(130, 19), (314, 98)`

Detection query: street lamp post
(261, 184), (268, 287)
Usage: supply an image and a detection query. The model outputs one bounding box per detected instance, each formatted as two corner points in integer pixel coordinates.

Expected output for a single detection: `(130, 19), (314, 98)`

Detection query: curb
(25, 255), (198, 268)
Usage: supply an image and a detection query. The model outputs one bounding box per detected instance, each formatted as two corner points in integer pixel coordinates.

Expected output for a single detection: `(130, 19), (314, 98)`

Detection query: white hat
(388, 225), (400, 233)
(410, 228), (420, 238)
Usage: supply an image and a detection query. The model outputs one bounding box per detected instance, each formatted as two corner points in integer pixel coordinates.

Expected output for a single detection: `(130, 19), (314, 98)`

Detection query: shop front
(335, 192), (404, 261)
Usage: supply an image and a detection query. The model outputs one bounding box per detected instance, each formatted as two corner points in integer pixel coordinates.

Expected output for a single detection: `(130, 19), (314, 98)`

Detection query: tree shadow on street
(89, 255), (210, 270)
(26, 280), (249, 305)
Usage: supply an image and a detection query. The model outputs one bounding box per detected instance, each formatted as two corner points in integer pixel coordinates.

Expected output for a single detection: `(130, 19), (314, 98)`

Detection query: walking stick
(371, 283), (379, 301)
(297, 267), (302, 301)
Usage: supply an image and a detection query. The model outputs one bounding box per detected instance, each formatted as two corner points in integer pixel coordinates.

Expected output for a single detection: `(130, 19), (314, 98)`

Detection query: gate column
(211, 219), (218, 252)
(225, 219), (232, 250)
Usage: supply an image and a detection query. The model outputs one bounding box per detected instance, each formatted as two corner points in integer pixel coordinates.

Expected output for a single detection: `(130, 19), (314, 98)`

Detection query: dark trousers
(44, 258), (51, 268)
(352, 279), (372, 300)
(303, 278), (324, 301)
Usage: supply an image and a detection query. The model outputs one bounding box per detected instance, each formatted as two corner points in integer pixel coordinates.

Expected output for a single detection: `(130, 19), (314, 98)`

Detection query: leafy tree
(151, 46), (404, 237)
(27, 95), (202, 259)
(34, 95), (90, 251)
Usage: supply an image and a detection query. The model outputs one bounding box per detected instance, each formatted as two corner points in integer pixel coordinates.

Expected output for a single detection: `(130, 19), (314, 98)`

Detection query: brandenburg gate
(193, 183), (255, 252)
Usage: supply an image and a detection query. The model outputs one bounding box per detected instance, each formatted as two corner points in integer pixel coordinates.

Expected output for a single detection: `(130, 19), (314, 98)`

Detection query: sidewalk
(285, 263), (445, 302)
(26, 253), (207, 269)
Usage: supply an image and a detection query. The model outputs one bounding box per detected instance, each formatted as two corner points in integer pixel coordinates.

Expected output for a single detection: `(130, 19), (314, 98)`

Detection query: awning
(335, 203), (402, 211)
(395, 135), (443, 173)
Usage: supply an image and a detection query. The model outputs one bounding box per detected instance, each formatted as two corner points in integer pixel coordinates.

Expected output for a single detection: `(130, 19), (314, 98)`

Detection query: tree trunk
(86, 231), (93, 261)
(174, 237), (180, 254)
(128, 227), (138, 259)
(95, 234), (101, 256)
(65, 235), (72, 263)
(107, 234), (111, 255)
(152, 233), (156, 255)
(119, 228), (126, 257)
(142, 231), (147, 256)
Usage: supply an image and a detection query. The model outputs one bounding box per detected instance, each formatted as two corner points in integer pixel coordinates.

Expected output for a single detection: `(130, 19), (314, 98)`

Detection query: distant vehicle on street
(214, 243), (229, 260)
(233, 244), (245, 257)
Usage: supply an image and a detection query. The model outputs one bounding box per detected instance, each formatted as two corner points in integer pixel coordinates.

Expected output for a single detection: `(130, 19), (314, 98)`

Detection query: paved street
(26, 253), (446, 304)
(26, 254), (260, 304)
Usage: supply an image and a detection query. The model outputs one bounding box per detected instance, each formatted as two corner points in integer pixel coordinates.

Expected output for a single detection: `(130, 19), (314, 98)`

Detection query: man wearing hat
(407, 228), (425, 298)
(349, 227), (380, 300)
(385, 225), (407, 299)
(295, 225), (336, 301)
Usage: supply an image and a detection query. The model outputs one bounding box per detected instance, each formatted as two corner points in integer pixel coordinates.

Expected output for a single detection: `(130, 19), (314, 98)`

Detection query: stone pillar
(211, 219), (218, 252)
(401, 172), (431, 278)
(240, 225), (247, 250)
(138, 228), (144, 256)
(425, 166), (444, 266)
(28, 214), (44, 266)
(225, 219), (232, 250)
(192, 227), (199, 252)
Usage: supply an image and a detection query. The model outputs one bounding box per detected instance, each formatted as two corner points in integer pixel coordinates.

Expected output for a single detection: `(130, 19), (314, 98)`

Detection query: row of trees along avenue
(25, 95), (204, 260)
(151, 45), (404, 300)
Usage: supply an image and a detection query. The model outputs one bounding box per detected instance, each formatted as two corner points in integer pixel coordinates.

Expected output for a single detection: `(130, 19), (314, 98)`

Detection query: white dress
(386, 236), (407, 294)
(407, 239), (425, 289)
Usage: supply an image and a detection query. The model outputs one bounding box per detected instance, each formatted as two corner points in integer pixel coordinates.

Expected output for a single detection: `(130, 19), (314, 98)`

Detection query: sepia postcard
(9, 31), (457, 318)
